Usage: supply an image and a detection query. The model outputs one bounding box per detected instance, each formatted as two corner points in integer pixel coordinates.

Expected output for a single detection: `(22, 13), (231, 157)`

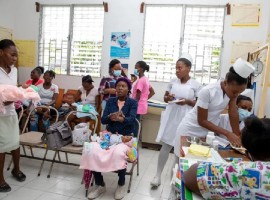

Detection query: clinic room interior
(1, 0), (270, 200)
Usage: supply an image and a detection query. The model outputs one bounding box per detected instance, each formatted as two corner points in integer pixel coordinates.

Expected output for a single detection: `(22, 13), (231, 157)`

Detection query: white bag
(72, 123), (92, 146)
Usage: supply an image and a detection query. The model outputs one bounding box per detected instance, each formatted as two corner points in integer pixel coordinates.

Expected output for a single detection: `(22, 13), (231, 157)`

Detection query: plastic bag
(72, 122), (92, 146)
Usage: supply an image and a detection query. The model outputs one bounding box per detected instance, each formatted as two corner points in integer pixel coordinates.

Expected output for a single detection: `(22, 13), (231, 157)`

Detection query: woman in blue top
(88, 77), (137, 200)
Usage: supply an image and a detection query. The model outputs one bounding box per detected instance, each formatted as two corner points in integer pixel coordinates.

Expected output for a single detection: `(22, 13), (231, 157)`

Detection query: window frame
(143, 4), (225, 83)
(38, 4), (104, 77)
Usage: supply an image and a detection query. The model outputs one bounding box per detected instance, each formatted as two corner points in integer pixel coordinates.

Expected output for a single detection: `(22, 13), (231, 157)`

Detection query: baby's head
(241, 117), (270, 161)
(121, 136), (133, 143)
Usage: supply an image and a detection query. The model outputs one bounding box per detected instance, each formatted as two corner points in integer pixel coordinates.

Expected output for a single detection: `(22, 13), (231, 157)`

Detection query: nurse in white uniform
(151, 53), (202, 187)
(174, 58), (255, 157)
(0, 39), (26, 193)
(218, 94), (253, 138)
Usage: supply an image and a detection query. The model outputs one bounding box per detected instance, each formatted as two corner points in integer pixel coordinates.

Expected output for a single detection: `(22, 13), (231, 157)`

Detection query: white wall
(0, 0), (15, 30)
(1, 0), (270, 115)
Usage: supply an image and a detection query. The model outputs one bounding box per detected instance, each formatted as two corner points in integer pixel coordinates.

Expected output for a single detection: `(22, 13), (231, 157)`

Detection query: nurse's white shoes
(150, 176), (161, 187)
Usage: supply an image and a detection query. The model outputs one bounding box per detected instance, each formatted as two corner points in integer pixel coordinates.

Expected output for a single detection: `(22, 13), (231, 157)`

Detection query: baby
(0, 85), (40, 113)
(91, 130), (133, 149)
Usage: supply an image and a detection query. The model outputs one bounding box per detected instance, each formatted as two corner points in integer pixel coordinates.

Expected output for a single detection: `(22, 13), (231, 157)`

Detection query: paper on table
(215, 136), (230, 148)
(168, 99), (185, 104)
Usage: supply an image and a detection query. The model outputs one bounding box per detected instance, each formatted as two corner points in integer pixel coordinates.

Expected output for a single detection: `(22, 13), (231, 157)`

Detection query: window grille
(182, 6), (225, 84)
(143, 5), (225, 83)
(39, 5), (104, 77)
(143, 6), (183, 82)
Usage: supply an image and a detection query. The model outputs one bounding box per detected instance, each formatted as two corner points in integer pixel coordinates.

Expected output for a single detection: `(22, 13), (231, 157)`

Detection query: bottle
(213, 140), (219, 151)
(206, 132), (215, 146)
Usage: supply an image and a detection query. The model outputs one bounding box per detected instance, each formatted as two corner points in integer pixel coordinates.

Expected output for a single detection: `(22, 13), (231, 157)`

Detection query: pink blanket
(0, 85), (41, 113)
(80, 142), (130, 172)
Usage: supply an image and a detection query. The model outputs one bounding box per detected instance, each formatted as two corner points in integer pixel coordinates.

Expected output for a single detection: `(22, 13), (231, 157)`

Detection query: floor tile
(36, 192), (70, 200)
(132, 193), (159, 200)
(135, 180), (163, 198)
(1, 187), (44, 200)
(24, 176), (62, 191)
(47, 179), (81, 196)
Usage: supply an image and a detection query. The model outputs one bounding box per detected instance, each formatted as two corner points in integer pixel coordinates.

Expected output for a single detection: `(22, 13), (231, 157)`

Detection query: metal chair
(86, 118), (141, 195)
(7, 105), (59, 171)
(126, 118), (141, 193)
(19, 105), (59, 157)
(44, 111), (98, 178)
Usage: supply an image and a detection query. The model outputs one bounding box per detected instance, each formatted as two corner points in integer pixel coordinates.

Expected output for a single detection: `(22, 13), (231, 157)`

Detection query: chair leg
(137, 159), (139, 176)
(30, 146), (34, 157)
(47, 150), (57, 178)
(57, 151), (61, 162)
(22, 145), (26, 155)
(38, 148), (48, 176)
(127, 171), (133, 193)
(7, 159), (12, 171)
(65, 152), (68, 163)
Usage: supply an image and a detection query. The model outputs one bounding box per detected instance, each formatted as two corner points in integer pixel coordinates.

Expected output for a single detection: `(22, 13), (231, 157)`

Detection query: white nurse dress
(174, 81), (230, 156)
(156, 78), (202, 146)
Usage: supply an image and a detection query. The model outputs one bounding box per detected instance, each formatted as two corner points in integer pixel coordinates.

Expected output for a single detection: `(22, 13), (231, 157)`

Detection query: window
(39, 5), (104, 77)
(143, 5), (225, 84)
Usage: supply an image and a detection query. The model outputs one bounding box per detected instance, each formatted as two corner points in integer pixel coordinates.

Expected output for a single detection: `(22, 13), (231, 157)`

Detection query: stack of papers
(188, 144), (211, 157)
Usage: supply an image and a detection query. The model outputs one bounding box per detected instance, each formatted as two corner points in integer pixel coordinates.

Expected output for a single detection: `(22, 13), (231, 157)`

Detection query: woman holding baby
(83, 77), (137, 200)
(0, 39), (26, 193)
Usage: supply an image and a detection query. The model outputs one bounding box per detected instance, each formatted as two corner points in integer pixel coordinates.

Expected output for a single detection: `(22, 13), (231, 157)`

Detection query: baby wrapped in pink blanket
(80, 132), (135, 172)
(0, 85), (41, 114)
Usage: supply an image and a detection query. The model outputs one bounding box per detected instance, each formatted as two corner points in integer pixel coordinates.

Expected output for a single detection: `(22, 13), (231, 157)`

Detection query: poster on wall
(14, 40), (36, 67)
(110, 32), (130, 59)
(0, 26), (13, 40)
(231, 4), (261, 27)
(230, 41), (260, 63)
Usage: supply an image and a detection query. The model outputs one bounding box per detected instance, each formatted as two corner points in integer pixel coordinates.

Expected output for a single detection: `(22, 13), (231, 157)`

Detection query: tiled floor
(1, 146), (174, 200)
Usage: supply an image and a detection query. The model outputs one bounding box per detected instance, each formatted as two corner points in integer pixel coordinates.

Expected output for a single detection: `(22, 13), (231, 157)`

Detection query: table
(141, 101), (167, 150)
(180, 136), (250, 161)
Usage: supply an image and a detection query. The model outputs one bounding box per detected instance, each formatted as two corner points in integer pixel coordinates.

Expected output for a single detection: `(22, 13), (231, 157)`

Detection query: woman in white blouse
(30, 70), (59, 131)
(0, 39), (26, 192)
(67, 75), (99, 129)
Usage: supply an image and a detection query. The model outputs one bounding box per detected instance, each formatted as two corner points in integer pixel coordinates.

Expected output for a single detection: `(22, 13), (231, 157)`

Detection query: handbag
(72, 122), (92, 146)
(44, 121), (72, 150)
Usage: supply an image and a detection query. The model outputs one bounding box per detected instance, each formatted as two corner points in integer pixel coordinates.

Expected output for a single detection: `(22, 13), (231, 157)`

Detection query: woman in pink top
(23, 66), (44, 88)
(132, 61), (155, 136)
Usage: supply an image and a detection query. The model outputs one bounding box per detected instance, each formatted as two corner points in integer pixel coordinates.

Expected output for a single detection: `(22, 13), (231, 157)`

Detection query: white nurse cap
(180, 53), (193, 65)
(233, 58), (255, 78)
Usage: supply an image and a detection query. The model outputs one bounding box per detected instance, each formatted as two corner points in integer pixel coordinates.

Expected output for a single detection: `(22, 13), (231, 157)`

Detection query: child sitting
(218, 95), (253, 139)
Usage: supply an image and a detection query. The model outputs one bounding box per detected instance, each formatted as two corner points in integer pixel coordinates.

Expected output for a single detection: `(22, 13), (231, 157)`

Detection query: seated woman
(15, 66), (44, 114)
(83, 77), (137, 200)
(29, 70), (59, 131)
(67, 75), (99, 129)
(183, 117), (270, 199)
(218, 94), (253, 139)
(23, 66), (44, 88)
